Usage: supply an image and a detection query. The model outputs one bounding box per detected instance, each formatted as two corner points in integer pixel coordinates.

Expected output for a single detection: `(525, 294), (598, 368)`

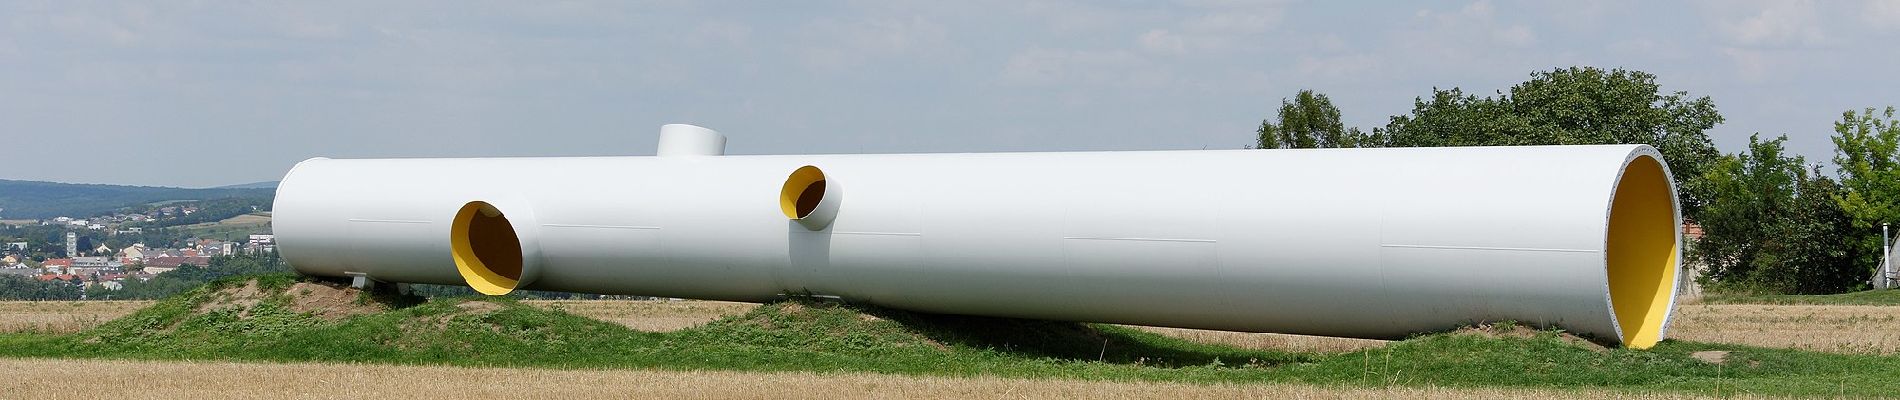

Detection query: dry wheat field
(1668, 303), (1900, 355)
(0, 357), (1777, 400)
(0, 300), (151, 334)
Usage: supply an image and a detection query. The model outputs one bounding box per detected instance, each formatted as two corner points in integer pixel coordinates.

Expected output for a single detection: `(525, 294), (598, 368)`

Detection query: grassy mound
(2, 274), (1897, 397)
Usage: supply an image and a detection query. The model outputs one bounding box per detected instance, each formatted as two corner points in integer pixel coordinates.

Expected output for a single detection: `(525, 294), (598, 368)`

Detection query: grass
(169, 212), (272, 242)
(1701, 289), (1900, 306)
(0, 274), (1897, 397)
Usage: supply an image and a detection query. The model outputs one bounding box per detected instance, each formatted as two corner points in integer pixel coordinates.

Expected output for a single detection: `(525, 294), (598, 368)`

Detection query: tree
(1779, 171), (1873, 294)
(1831, 106), (1900, 229)
(1376, 88), (1548, 147)
(1693, 135), (1805, 288)
(0, 275), (82, 300)
(1255, 90), (1370, 149)
(1691, 135), (1871, 293)
(1375, 67), (1723, 218)
(1830, 106), (1900, 288)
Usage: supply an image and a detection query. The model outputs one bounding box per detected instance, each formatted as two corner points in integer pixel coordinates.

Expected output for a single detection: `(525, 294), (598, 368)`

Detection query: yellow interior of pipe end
(780, 166), (827, 219)
(1605, 155), (1679, 349)
(450, 201), (524, 296)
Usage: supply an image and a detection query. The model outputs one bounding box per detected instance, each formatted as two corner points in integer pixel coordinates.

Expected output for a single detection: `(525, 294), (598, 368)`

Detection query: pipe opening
(781, 166), (827, 219)
(1604, 155), (1679, 349)
(451, 201), (524, 295)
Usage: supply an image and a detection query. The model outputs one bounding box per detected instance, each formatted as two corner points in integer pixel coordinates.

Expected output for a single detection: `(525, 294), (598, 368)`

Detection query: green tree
(1831, 106), (1900, 229)
(1375, 67), (1723, 218)
(1693, 135), (1804, 289)
(1377, 88), (1547, 147)
(1691, 135), (1871, 293)
(1255, 89), (1369, 149)
(1779, 170), (1873, 294)
(0, 275), (82, 300)
(1830, 106), (1900, 288)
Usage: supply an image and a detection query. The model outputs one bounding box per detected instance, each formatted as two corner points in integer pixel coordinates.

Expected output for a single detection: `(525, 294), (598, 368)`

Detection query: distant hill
(214, 181), (280, 189)
(0, 179), (275, 219)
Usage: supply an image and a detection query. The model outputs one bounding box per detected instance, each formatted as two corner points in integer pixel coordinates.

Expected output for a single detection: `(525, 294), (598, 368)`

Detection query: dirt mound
(1453, 323), (1610, 352)
(194, 278), (386, 321)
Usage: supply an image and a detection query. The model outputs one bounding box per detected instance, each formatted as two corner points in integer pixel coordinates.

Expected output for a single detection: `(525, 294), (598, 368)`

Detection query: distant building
(42, 258), (73, 274)
(72, 256), (112, 269)
(143, 256), (211, 275)
(119, 245), (150, 264)
(4, 242), (26, 251)
(1681, 221), (1705, 242)
(248, 235), (275, 246)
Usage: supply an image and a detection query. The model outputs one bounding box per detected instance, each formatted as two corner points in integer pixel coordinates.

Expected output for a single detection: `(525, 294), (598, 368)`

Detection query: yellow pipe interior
(450, 201), (524, 296)
(1604, 155), (1679, 349)
(780, 166), (827, 219)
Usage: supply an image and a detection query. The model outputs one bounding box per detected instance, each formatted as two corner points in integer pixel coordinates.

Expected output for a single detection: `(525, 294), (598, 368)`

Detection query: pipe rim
(450, 201), (526, 295)
(781, 165), (828, 220)
(1602, 148), (1682, 349)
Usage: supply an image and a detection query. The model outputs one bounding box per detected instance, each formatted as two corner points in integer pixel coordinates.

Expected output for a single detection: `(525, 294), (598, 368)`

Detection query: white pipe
(655, 124), (726, 157)
(273, 128), (1683, 348)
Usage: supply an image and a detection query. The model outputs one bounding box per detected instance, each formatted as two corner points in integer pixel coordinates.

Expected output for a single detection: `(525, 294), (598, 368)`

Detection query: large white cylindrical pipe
(273, 141), (1681, 348)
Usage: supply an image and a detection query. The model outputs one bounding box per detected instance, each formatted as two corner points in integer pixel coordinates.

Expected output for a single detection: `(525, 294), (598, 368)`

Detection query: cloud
(1182, 11), (1282, 34)
(1137, 29), (1188, 54)
(1492, 25), (1537, 47)
(1867, 0), (1900, 31)
(1713, 0), (1826, 46)
(1721, 47), (1771, 82)
(1412, 0), (1539, 48)
(685, 21), (751, 47)
(796, 16), (949, 71)
(1294, 53), (1383, 79)
(1000, 48), (1175, 88)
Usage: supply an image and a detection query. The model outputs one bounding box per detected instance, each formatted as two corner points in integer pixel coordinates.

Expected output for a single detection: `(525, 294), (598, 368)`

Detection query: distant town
(0, 200), (277, 299)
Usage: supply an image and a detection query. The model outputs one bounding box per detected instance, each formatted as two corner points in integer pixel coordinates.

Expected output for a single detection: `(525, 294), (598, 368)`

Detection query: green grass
(1702, 289), (1900, 305)
(1, 274), (1897, 397)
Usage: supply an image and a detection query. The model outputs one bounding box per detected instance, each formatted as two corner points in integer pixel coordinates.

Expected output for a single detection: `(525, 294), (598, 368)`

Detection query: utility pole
(1882, 223), (1893, 290)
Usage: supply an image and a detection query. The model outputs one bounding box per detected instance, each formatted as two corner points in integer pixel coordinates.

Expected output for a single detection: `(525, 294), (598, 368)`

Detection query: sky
(1, 0), (1896, 188)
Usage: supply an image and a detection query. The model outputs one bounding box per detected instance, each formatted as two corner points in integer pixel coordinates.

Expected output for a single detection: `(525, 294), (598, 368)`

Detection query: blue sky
(2, 1), (1896, 187)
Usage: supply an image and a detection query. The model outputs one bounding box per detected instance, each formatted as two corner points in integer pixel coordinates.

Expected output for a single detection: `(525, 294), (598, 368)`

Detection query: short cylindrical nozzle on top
(656, 124), (727, 157)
